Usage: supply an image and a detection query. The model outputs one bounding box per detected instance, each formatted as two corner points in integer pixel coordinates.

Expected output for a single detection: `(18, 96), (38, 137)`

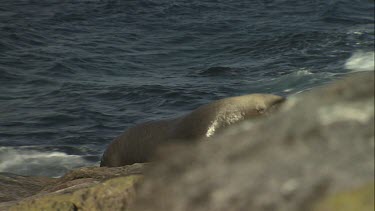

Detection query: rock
(9, 175), (143, 211)
(3, 163), (148, 211)
(0, 173), (56, 208)
(42, 163), (147, 193)
(132, 72), (374, 211)
(312, 182), (374, 211)
(0, 173), (55, 202)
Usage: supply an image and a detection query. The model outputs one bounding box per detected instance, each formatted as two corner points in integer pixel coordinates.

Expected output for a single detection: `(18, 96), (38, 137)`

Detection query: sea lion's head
(193, 94), (286, 137)
(248, 94), (286, 115)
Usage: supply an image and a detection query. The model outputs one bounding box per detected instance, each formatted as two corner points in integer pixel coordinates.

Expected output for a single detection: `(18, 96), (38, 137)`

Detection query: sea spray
(0, 147), (91, 177)
(345, 51), (375, 72)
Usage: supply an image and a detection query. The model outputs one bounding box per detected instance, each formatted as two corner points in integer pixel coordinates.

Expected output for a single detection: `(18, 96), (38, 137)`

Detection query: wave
(294, 68), (313, 76)
(0, 147), (95, 177)
(345, 51), (375, 72)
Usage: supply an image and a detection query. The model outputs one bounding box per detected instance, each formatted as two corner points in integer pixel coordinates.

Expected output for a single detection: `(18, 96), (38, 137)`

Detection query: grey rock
(133, 72), (374, 211)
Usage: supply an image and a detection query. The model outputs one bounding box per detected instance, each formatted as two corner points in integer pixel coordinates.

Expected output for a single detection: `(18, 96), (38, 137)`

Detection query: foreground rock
(132, 72), (374, 211)
(9, 176), (143, 211)
(2, 163), (147, 211)
(0, 173), (56, 209)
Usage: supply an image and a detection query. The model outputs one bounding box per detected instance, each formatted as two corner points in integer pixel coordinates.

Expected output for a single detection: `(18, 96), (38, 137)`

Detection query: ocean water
(0, 0), (374, 177)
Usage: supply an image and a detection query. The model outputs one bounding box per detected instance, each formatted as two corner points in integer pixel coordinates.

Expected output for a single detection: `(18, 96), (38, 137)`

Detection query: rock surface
(9, 175), (143, 211)
(132, 72), (374, 211)
(0, 173), (56, 209)
(1, 163), (147, 211)
(312, 182), (374, 211)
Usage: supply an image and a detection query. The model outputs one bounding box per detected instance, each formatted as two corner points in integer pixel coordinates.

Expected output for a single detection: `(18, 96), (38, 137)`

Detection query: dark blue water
(0, 0), (374, 177)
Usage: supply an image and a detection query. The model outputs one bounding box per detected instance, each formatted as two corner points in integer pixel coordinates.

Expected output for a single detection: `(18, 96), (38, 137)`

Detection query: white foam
(345, 51), (375, 72)
(0, 147), (92, 177)
(283, 88), (294, 93)
(295, 68), (313, 76)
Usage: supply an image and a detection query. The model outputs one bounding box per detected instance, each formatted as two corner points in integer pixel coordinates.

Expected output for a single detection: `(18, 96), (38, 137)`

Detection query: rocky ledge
(0, 164), (147, 210)
(1, 72), (374, 211)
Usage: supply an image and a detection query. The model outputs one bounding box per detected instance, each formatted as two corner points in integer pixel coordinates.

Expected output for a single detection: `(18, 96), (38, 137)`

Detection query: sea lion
(100, 94), (285, 167)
